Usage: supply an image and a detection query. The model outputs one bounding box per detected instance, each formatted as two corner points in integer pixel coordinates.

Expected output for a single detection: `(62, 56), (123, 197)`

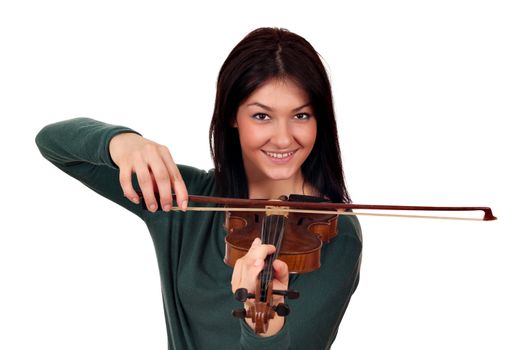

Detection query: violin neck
(259, 214), (287, 302)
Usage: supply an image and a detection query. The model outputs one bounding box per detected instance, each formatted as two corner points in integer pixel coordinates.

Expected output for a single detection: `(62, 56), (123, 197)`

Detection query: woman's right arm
(35, 117), (188, 218)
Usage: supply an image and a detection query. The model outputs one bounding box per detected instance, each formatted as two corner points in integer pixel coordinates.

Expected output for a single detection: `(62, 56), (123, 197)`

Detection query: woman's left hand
(231, 238), (289, 336)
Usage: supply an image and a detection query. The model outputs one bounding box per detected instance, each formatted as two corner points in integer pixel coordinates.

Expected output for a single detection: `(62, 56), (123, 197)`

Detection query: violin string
(260, 214), (284, 303)
(268, 214), (276, 300)
(260, 214), (269, 302)
(273, 215), (285, 302)
(264, 215), (273, 302)
(262, 214), (276, 301)
(264, 214), (277, 301)
(273, 215), (284, 301)
(274, 215), (285, 262)
(263, 215), (273, 301)
(264, 214), (286, 303)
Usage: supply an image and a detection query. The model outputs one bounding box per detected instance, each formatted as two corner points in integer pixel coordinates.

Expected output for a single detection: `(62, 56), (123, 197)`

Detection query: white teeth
(265, 151), (294, 159)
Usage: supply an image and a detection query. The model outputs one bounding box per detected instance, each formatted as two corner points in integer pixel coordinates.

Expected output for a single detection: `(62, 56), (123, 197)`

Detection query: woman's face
(235, 78), (317, 186)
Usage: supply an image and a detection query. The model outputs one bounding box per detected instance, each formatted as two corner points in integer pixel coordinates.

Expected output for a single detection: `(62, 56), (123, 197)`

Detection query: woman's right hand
(109, 133), (188, 212)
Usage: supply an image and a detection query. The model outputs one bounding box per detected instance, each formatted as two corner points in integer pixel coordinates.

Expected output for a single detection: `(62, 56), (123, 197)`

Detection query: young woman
(36, 27), (362, 349)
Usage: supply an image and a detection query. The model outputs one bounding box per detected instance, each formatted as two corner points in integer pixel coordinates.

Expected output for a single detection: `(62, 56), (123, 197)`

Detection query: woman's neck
(247, 175), (318, 199)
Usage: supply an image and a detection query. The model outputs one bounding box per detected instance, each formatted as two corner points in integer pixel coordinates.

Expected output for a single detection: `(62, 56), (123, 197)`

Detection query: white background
(1, 1), (524, 349)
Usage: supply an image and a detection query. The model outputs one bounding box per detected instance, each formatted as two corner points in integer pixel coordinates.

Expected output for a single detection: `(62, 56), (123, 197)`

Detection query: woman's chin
(262, 169), (300, 183)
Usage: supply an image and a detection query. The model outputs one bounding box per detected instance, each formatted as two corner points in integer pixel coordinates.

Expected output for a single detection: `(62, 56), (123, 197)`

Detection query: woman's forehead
(242, 78), (311, 111)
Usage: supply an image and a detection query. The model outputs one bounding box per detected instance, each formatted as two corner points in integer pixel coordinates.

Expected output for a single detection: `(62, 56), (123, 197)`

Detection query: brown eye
(252, 113), (270, 121)
(295, 113), (311, 120)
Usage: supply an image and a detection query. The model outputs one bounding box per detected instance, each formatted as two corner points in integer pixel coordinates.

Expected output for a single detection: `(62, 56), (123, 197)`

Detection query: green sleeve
(35, 117), (145, 218)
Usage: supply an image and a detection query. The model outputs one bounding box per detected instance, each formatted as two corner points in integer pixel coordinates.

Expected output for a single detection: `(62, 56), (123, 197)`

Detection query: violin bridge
(265, 205), (289, 217)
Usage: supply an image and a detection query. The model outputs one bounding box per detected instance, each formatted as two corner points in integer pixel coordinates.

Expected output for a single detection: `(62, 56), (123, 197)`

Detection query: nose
(271, 119), (293, 149)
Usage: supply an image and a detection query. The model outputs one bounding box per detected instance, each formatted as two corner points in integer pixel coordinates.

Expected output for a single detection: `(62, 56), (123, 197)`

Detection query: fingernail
(132, 197), (139, 204)
(182, 200), (188, 211)
(149, 203), (157, 211)
(163, 204), (172, 212)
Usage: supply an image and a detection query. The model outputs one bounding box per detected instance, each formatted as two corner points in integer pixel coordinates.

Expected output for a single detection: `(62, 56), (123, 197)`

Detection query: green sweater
(35, 118), (362, 350)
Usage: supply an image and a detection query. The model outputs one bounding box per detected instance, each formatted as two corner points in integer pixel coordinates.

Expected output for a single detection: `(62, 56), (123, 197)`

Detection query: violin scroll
(232, 280), (300, 334)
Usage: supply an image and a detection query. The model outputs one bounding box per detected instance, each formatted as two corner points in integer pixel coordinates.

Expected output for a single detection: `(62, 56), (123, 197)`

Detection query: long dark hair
(209, 27), (350, 203)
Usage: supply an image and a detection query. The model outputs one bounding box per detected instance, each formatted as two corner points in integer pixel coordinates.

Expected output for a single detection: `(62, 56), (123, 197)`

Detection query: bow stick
(138, 193), (497, 221)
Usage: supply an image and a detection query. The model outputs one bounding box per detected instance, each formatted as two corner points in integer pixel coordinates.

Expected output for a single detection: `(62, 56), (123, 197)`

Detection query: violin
(224, 194), (337, 334)
(139, 192), (496, 334)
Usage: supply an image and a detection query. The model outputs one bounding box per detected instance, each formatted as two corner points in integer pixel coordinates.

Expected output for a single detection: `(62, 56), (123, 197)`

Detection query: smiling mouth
(264, 150), (296, 159)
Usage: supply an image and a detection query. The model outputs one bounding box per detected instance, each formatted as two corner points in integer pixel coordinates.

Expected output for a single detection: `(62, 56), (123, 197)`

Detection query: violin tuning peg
(234, 288), (255, 302)
(232, 308), (247, 319)
(274, 303), (290, 317)
(272, 289), (300, 300)
(286, 289), (300, 300)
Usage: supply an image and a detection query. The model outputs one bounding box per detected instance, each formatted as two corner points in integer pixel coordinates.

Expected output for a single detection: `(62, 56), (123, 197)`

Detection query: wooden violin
(139, 192), (496, 334)
(224, 194), (337, 334)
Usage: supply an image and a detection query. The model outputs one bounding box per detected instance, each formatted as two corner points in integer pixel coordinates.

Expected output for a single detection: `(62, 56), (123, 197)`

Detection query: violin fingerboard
(259, 214), (287, 301)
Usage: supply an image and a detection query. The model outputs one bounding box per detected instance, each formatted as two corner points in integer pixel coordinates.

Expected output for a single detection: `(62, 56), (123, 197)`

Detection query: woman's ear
(232, 119), (238, 128)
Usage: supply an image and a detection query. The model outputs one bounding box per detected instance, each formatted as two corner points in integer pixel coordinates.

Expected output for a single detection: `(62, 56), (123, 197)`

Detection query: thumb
(272, 259), (289, 286)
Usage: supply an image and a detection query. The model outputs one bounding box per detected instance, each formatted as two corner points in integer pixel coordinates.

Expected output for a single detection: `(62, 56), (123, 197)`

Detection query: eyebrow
(246, 102), (311, 112)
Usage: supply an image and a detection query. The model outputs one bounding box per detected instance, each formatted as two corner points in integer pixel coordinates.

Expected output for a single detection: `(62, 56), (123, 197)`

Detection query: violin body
(224, 208), (338, 273)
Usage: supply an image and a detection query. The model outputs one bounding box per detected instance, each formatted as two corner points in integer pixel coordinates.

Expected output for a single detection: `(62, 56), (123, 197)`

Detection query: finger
(231, 239), (271, 292)
(245, 238), (276, 263)
(244, 241), (276, 281)
(158, 147), (188, 211)
(147, 152), (174, 212)
(173, 179), (188, 210)
(173, 177), (188, 210)
(235, 257), (264, 294)
(135, 162), (157, 212)
(231, 259), (242, 292)
(272, 259), (289, 286)
(239, 238), (263, 273)
(231, 254), (263, 293)
(119, 164), (139, 204)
